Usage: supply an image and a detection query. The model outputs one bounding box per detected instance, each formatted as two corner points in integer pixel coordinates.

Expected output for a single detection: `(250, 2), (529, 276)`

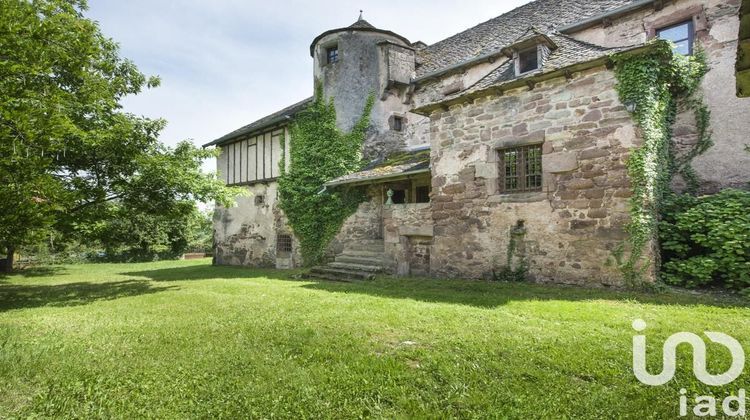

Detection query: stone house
(204, 0), (749, 286)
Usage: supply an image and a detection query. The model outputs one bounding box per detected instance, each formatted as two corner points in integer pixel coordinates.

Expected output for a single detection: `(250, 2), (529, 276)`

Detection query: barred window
(498, 144), (543, 193)
(326, 46), (339, 64)
(276, 234), (293, 254)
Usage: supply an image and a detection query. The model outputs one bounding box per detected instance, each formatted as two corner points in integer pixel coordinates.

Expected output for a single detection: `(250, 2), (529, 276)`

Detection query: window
(254, 195), (265, 205)
(392, 116), (404, 132)
(415, 185), (430, 203)
(518, 47), (539, 74)
(276, 234), (293, 254)
(657, 20), (694, 55)
(326, 46), (339, 64)
(498, 144), (543, 193)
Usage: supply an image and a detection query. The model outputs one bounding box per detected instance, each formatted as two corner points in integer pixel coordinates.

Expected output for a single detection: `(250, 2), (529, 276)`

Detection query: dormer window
(657, 20), (694, 55)
(517, 47), (539, 75)
(326, 45), (339, 64)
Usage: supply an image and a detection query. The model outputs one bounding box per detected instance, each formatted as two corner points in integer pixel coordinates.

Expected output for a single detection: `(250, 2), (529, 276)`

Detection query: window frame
(497, 144), (543, 194)
(516, 46), (540, 76)
(392, 116), (404, 132)
(656, 19), (695, 55)
(276, 234), (293, 254)
(326, 45), (339, 64)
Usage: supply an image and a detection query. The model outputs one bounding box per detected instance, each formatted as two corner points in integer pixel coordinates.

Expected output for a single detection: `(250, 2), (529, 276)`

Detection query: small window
(326, 46), (339, 64)
(498, 144), (543, 193)
(657, 20), (694, 55)
(518, 47), (539, 74)
(276, 234), (293, 254)
(415, 185), (430, 203)
(254, 195), (265, 205)
(392, 116), (404, 132)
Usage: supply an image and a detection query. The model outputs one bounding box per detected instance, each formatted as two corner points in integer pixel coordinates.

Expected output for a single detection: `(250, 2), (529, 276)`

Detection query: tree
(0, 0), (239, 271)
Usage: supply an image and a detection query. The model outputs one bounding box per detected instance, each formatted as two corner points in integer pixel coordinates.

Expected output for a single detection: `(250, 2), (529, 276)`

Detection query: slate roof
(325, 148), (431, 187)
(427, 31), (639, 109)
(309, 17), (411, 56)
(415, 0), (642, 77)
(203, 97), (312, 147)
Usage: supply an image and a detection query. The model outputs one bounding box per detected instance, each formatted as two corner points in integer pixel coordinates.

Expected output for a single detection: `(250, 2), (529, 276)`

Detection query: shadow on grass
(121, 265), (301, 282)
(0, 280), (177, 312)
(123, 264), (748, 310)
(301, 277), (750, 309)
(0, 266), (67, 280)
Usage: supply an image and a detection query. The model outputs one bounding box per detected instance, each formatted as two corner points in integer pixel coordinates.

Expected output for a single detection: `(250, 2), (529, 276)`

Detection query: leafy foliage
(612, 41), (709, 285)
(278, 88), (373, 265)
(660, 190), (750, 290)
(0, 0), (240, 270)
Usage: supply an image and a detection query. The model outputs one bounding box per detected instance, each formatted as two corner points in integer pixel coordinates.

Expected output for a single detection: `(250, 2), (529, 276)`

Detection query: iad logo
(632, 319), (747, 417)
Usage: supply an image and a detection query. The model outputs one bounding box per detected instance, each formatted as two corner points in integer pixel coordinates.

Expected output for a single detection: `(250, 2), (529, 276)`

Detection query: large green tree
(0, 0), (237, 271)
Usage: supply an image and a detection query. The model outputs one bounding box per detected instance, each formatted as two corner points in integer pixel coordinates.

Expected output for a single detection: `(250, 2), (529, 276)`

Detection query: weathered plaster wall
(213, 183), (300, 268)
(427, 66), (647, 286)
(572, 0), (750, 192)
(411, 58), (510, 111)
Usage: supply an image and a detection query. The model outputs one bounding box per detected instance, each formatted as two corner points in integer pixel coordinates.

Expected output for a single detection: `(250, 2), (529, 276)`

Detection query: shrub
(659, 190), (750, 290)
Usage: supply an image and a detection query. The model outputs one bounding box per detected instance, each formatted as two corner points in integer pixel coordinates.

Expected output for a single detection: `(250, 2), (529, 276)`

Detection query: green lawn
(0, 259), (748, 418)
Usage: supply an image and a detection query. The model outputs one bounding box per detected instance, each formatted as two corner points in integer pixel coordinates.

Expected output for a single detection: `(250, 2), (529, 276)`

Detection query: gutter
(412, 0), (655, 84)
(558, 0), (656, 33)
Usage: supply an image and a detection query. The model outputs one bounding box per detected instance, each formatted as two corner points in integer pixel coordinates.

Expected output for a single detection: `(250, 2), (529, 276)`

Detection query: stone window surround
(513, 44), (549, 78)
(319, 40), (340, 66)
(644, 4), (709, 40)
(389, 112), (407, 131)
(482, 136), (550, 203)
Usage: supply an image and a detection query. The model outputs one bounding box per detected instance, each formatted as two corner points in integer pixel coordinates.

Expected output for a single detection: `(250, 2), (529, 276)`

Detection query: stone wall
(571, 0), (750, 192)
(427, 66), (646, 286)
(382, 203), (433, 275)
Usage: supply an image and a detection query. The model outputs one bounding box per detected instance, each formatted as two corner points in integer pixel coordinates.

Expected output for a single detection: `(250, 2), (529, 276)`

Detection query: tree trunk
(0, 246), (15, 273)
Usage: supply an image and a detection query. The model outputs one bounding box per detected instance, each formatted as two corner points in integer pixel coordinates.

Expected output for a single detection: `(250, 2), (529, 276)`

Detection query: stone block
(567, 178), (595, 190)
(543, 151), (578, 173)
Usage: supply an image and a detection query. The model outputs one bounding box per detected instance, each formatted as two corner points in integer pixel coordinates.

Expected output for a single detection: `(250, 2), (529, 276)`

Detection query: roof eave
(310, 27), (411, 56)
(325, 168), (431, 188)
(202, 119), (291, 148)
(412, 44), (651, 116)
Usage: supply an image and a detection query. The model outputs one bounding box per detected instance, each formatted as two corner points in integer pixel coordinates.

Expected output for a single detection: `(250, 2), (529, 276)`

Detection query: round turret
(310, 15), (411, 132)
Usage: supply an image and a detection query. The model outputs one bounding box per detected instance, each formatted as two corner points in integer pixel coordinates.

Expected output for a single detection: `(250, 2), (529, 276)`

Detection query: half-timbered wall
(218, 128), (285, 186)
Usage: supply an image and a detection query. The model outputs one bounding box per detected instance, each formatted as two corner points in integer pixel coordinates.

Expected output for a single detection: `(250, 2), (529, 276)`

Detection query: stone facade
(571, 0), (750, 193)
(426, 66), (639, 284)
(208, 0), (747, 287)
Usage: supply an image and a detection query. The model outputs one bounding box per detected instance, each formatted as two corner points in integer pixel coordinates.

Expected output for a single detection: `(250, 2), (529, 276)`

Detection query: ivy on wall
(278, 86), (374, 265)
(612, 41), (709, 285)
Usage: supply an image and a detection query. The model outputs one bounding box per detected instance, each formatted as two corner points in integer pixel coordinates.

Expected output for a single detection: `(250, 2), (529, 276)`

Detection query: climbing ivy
(612, 40), (709, 285)
(278, 86), (374, 265)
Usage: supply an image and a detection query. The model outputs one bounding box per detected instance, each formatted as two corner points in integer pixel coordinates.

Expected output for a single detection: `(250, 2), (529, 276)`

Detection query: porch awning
(325, 148), (431, 187)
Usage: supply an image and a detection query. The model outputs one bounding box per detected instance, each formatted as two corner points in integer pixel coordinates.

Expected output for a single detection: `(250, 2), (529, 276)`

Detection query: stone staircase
(305, 239), (385, 282)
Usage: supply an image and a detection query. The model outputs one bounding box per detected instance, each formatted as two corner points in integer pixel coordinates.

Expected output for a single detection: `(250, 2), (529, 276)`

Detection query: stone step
(305, 266), (376, 282)
(338, 249), (385, 259)
(334, 255), (385, 266)
(344, 240), (385, 253)
(327, 261), (382, 273)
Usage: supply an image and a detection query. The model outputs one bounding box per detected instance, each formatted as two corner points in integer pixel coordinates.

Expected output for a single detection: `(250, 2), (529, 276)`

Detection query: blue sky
(86, 0), (529, 172)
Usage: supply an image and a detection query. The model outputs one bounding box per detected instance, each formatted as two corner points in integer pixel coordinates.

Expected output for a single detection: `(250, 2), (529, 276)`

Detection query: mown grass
(0, 259), (748, 418)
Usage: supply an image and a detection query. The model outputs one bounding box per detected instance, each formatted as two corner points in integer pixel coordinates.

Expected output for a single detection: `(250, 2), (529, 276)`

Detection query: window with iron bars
(276, 234), (293, 254)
